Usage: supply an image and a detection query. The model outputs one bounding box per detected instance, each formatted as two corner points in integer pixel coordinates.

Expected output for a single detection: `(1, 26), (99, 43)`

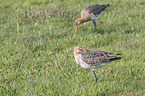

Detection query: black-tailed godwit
(75, 4), (110, 33)
(74, 46), (121, 83)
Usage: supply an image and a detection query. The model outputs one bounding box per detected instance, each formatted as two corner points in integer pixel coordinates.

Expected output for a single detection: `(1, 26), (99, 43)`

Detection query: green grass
(0, 0), (145, 95)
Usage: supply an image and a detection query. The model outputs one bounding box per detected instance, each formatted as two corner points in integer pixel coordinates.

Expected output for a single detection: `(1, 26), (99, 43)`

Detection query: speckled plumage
(74, 46), (122, 83)
(81, 50), (121, 66)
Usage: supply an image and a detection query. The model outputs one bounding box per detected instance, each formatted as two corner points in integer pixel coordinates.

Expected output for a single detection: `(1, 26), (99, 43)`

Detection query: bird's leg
(92, 21), (96, 33)
(92, 69), (97, 83)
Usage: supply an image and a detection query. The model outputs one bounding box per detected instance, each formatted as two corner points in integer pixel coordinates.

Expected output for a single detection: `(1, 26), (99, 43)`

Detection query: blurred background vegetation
(0, 0), (145, 95)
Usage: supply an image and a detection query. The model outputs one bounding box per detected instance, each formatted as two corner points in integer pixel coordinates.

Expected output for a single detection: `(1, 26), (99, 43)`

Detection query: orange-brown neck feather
(77, 17), (89, 24)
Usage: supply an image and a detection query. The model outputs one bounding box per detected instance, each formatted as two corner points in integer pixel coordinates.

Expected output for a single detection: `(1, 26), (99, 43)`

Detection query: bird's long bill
(75, 26), (78, 34)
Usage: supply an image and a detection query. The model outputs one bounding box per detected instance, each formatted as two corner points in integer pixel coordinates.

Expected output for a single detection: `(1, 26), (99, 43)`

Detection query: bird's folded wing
(81, 50), (121, 65)
(85, 5), (109, 15)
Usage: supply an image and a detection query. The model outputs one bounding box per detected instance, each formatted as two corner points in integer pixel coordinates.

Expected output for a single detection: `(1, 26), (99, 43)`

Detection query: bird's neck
(74, 54), (81, 65)
(78, 17), (89, 23)
(74, 52), (79, 57)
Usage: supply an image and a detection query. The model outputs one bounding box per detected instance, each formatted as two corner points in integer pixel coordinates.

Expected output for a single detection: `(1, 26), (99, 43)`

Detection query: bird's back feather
(83, 4), (110, 15)
(81, 50), (121, 65)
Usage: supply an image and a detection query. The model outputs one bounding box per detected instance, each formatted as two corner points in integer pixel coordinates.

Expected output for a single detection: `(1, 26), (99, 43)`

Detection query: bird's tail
(109, 57), (122, 61)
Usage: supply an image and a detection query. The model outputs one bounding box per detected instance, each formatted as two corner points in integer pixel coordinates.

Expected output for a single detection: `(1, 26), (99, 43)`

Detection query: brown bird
(75, 4), (110, 33)
(74, 46), (122, 83)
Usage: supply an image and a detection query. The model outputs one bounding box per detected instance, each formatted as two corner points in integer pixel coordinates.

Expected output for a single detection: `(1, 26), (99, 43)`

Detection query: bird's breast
(74, 54), (81, 65)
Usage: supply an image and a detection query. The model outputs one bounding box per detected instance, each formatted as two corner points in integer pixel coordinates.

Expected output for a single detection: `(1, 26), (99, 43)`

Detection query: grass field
(0, 0), (145, 95)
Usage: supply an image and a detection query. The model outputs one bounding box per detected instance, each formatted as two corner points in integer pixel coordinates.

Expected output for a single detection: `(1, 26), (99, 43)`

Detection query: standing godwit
(75, 4), (110, 33)
(74, 46), (122, 83)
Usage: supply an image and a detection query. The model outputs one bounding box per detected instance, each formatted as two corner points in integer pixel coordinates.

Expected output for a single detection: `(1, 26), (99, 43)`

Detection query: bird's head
(75, 19), (81, 26)
(74, 18), (88, 33)
(74, 46), (87, 57)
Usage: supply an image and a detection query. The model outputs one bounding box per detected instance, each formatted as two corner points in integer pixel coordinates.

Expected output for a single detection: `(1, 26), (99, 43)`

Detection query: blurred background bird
(75, 4), (110, 33)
